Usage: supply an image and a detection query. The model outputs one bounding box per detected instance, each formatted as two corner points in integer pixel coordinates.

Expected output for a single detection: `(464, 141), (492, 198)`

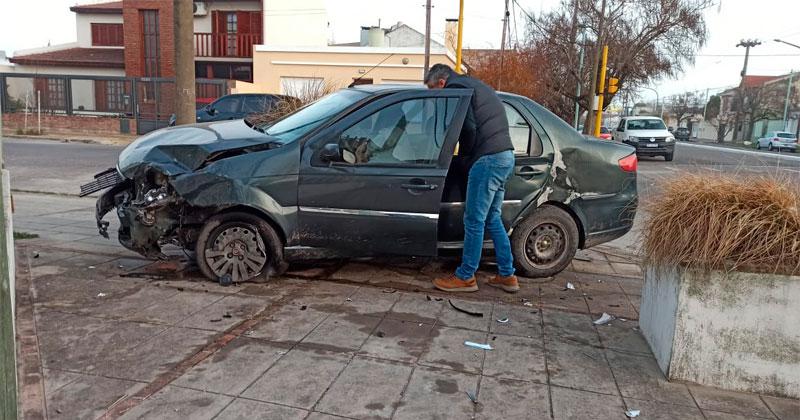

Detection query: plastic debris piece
(218, 274), (232, 287)
(465, 390), (478, 403)
(96, 292), (107, 297)
(209, 318), (221, 323)
(625, 409), (640, 418)
(523, 301), (534, 307)
(88, 266), (96, 269)
(448, 299), (483, 317)
(593, 312), (614, 325)
(565, 282), (575, 290)
(464, 341), (493, 350)
(496, 317), (509, 323)
(345, 298), (352, 302)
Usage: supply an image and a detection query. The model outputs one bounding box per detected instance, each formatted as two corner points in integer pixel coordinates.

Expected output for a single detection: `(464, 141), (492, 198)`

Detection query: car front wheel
(511, 205), (579, 278)
(195, 212), (284, 283)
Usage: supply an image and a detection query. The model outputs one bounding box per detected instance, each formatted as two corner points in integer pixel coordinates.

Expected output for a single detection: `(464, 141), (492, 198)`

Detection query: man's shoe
(488, 275), (520, 293)
(433, 275), (478, 292)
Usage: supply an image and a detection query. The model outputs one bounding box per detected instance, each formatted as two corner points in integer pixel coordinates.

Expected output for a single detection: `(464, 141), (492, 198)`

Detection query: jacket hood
(118, 119), (278, 177)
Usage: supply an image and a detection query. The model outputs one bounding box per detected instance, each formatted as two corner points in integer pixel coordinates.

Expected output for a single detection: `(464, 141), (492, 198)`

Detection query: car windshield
(257, 90), (369, 143)
(776, 132), (795, 139)
(627, 119), (666, 130)
(600, 126), (610, 133)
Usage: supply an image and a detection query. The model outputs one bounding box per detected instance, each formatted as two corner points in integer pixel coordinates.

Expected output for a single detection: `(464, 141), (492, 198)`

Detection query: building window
(226, 13), (238, 56)
(44, 78), (66, 111)
(91, 23), (124, 46)
(105, 80), (126, 111)
(141, 10), (160, 77)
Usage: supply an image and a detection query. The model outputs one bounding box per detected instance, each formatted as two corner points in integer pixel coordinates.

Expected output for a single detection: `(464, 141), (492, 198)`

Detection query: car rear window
(776, 132), (795, 139)
(627, 119), (666, 130)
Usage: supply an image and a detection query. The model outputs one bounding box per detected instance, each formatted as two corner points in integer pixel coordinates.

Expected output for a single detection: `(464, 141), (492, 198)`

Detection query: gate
(134, 77), (229, 134)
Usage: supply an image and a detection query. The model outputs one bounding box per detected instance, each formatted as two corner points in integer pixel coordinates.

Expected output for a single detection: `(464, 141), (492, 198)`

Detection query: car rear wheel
(196, 212), (284, 283)
(511, 205), (579, 278)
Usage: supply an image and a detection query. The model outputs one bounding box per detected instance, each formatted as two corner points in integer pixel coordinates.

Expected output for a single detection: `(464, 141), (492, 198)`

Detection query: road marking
(677, 143), (800, 161)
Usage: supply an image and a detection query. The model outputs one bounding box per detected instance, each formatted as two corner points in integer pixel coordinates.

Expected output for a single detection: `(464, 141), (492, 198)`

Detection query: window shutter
(237, 11), (250, 34)
(95, 81), (108, 111)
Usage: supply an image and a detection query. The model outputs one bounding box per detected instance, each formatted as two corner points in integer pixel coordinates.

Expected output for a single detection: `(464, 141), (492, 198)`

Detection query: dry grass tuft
(246, 79), (338, 127)
(643, 173), (800, 275)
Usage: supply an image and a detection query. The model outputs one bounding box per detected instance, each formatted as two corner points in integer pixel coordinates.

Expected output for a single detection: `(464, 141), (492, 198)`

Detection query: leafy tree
(704, 95), (720, 121)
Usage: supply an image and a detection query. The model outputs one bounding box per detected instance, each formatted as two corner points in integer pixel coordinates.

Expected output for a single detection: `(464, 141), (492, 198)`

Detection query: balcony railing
(194, 32), (262, 58)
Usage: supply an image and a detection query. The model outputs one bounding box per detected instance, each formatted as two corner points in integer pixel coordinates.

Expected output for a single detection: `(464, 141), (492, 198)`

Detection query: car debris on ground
(464, 341), (493, 350)
(593, 312), (614, 325)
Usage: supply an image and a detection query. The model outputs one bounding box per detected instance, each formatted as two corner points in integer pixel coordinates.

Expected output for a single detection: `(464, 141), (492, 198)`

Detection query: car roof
(626, 116), (663, 120)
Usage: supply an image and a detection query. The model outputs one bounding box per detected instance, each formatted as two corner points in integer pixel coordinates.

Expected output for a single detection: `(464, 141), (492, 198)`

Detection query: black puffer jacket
(445, 71), (513, 168)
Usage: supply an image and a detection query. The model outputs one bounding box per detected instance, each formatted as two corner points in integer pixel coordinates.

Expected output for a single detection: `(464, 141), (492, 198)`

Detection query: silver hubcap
(205, 225), (267, 282)
(525, 224), (566, 268)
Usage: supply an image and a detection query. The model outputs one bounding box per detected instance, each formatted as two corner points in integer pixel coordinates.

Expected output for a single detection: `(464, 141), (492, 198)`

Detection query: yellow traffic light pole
(455, 0), (465, 73)
(593, 45), (609, 137)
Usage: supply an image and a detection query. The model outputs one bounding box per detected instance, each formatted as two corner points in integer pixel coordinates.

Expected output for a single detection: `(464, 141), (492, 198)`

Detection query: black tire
(511, 205), (579, 278)
(195, 212), (284, 283)
(664, 152), (674, 161)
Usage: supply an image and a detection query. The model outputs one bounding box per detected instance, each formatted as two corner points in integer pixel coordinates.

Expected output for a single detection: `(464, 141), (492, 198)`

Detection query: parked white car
(612, 116), (676, 161)
(756, 131), (797, 152)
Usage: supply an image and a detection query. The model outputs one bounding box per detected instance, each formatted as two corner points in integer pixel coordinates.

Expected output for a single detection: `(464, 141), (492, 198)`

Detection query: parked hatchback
(168, 93), (295, 126)
(756, 131), (797, 152)
(674, 127), (690, 141)
(613, 116), (675, 161)
(82, 85), (638, 283)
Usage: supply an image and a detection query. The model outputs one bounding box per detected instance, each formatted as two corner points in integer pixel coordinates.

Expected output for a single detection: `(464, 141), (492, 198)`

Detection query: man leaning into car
(425, 64), (519, 293)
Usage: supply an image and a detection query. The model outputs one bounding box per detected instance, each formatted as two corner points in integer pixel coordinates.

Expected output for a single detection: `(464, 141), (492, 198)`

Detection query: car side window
(214, 96), (241, 113)
(617, 119), (625, 131)
(338, 97), (458, 166)
(242, 96), (266, 113)
(504, 103), (530, 155)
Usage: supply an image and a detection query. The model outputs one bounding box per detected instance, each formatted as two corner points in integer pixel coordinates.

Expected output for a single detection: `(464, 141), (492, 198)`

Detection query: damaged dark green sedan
(81, 85), (638, 283)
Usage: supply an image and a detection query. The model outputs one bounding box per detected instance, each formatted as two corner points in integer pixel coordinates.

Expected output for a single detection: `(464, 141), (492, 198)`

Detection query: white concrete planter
(640, 265), (800, 399)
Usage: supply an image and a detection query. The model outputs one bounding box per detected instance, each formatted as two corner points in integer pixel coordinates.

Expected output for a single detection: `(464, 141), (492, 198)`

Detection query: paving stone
(129, 290), (225, 325)
(419, 326), (487, 374)
(760, 395), (800, 420)
(214, 398), (308, 420)
(546, 338), (618, 395)
(47, 375), (141, 419)
(32, 275), (139, 308)
(489, 303), (543, 338)
(483, 334), (547, 383)
(607, 350), (695, 407)
(359, 318), (435, 363)
(242, 348), (350, 409)
(551, 386), (626, 420)
(173, 337), (287, 395)
(119, 385), (232, 420)
(597, 321), (651, 354)
(306, 412), (353, 420)
(387, 292), (443, 324)
(247, 302), (329, 343)
(302, 312), (381, 352)
(42, 369), (80, 396)
(543, 310), (600, 347)
(179, 294), (272, 331)
(616, 277), (643, 296)
(610, 262), (643, 278)
(438, 298), (493, 331)
(540, 294), (592, 314)
(339, 286), (401, 316)
(690, 386), (776, 419)
(622, 398), (705, 420)
(703, 410), (771, 420)
(316, 356), (413, 419)
(79, 286), (179, 320)
(331, 262), (418, 284)
(586, 293), (639, 320)
(572, 259), (616, 276)
(476, 376), (550, 420)
(393, 366), (480, 420)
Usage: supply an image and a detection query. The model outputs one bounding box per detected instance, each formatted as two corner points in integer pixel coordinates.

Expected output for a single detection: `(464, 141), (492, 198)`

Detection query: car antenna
(348, 53), (395, 88)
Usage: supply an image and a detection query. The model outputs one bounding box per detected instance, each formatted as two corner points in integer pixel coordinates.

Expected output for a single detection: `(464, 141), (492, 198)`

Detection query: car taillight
(619, 154), (637, 172)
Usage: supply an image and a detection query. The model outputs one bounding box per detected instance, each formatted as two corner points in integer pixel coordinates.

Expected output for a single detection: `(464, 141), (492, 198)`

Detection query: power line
(512, 0), (535, 23)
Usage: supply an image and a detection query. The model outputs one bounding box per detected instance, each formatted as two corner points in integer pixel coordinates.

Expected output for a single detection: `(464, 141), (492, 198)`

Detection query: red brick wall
(0, 113), (136, 137)
(122, 0), (175, 77)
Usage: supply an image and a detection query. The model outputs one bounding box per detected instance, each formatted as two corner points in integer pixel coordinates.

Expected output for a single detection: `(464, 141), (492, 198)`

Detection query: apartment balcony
(194, 32), (261, 59)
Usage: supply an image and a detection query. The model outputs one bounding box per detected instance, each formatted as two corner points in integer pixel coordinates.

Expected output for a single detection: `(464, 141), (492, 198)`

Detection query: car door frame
(295, 88), (474, 257)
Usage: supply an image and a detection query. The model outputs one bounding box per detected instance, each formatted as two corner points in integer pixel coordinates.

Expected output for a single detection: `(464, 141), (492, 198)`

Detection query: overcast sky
(2, 0), (799, 102)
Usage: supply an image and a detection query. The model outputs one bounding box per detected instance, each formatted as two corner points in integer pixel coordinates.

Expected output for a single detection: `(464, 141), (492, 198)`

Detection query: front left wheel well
(213, 205), (287, 247)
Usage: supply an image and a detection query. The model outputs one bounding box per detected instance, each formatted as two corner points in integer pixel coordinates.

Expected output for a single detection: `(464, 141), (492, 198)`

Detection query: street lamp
(774, 39), (800, 50)
(640, 86), (662, 119)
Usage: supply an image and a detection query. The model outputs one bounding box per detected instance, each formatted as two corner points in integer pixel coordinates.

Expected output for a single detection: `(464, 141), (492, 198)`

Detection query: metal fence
(0, 73), (230, 134)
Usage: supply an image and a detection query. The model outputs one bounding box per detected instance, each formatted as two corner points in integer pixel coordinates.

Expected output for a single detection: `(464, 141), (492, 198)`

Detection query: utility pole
(733, 38), (760, 141)
(574, 32), (585, 129)
(455, 0), (465, 73)
(173, 0), (196, 126)
(593, 44), (609, 137)
(584, 0), (606, 134)
(423, 0), (432, 76)
(498, 0), (510, 90)
(783, 71), (794, 130)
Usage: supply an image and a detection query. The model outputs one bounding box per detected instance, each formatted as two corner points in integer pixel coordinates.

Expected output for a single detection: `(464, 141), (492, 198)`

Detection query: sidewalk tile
(47, 374), (141, 420)
(760, 395), (800, 420)
(129, 290), (225, 325)
(302, 312), (381, 351)
(315, 356), (413, 419)
(490, 303), (543, 338)
(393, 366), (479, 420)
(173, 337), (287, 395)
(306, 413), (353, 420)
(242, 348), (350, 409)
(32, 275), (138, 308)
(42, 369), (80, 396)
(340, 287), (401, 316)
(622, 398), (705, 420)
(79, 286), (178, 320)
(616, 277), (643, 296)
(179, 294), (272, 331)
(543, 310), (600, 347)
(359, 318), (435, 363)
(689, 386), (775, 419)
(703, 410), (771, 420)
(119, 386), (232, 420)
(597, 322), (651, 354)
(331, 262), (418, 285)
(475, 376), (550, 419)
(483, 334), (547, 383)
(387, 293), (444, 324)
(247, 303), (329, 343)
(214, 399), (308, 420)
(438, 298), (493, 331)
(587, 293), (639, 320)
(551, 386), (625, 420)
(610, 262), (643, 278)
(572, 259), (616, 276)
(607, 350), (695, 407)
(546, 339), (618, 395)
(419, 326), (487, 374)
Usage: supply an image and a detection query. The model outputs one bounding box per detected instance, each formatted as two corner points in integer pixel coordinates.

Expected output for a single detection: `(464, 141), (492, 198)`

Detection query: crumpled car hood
(118, 119), (277, 178)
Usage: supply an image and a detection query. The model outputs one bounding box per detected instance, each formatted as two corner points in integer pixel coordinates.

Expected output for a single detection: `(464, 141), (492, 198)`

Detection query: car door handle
(401, 180), (438, 190)
(515, 166), (544, 176)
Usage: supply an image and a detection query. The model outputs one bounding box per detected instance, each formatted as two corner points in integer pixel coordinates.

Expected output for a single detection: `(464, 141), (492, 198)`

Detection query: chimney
(367, 26), (385, 47)
(445, 19), (458, 54)
(359, 26), (370, 46)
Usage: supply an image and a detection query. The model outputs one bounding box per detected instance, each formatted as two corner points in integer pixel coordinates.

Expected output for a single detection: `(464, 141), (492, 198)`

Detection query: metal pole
(174, 0), (197, 125)
(584, 0), (606, 134)
(498, 0), (509, 90)
(37, 90), (41, 135)
(423, 0), (432, 76)
(455, 0), (464, 73)
(593, 44), (608, 137)
(783, 72), (793, 129)
(574, 33), (585, 129)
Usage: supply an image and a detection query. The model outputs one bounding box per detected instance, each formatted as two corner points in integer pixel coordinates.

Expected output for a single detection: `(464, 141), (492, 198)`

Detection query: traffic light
(607, 77), (620, 94)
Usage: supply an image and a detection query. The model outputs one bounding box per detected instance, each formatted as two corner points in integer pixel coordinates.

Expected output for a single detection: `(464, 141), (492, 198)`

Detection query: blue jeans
(455, 150), (515, 280)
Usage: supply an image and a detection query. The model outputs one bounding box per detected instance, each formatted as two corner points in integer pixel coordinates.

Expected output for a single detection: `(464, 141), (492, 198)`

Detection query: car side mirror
(320, 143), (343, 163)
(206, 106), (216, 115)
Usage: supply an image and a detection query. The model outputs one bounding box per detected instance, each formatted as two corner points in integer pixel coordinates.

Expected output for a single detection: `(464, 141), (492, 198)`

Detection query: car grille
(79, 167), (124, 197)
(637, 137), (666, 145)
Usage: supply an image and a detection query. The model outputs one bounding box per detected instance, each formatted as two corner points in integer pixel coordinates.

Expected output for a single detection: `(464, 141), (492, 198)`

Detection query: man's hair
(424, 63), (453, 85)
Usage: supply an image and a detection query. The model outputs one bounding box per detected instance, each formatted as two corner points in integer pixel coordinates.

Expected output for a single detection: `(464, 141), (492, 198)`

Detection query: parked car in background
(168, 93), (295, 126)
(612, 116), (675, 161)
(674, 127), (690, 141)
(599, 126), (612, 140)
(82, 85), (638, 283)
(756, 131), (798, 152)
